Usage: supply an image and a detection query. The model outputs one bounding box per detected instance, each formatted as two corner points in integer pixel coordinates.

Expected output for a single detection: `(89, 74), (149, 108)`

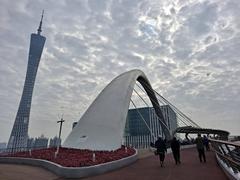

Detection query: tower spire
(37, 10), (44, 35)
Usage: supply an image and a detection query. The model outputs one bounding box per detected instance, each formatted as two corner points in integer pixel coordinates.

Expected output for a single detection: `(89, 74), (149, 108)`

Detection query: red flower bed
(1, 146), (135, 167)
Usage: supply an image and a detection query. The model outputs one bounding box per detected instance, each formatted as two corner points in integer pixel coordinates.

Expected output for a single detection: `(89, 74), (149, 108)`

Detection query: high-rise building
(160, 105), (178, 135)
(0, 142), (7, 152)
(27, 137), (35, 150)
(49, 136), (61, 148)
(7, 12), (46, 151)
(124, 106), (177, 149)
(33, 135), (48, 149)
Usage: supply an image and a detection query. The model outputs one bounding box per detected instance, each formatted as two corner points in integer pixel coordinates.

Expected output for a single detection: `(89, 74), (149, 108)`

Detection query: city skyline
(1, 0), (240, 143)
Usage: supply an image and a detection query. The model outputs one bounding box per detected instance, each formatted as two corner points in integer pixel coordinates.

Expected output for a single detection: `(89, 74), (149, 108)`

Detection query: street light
(56, 117), (65, 156)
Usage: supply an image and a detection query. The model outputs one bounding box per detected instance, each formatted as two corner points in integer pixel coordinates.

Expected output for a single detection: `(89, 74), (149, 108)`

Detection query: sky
(0, 0), (240, 143)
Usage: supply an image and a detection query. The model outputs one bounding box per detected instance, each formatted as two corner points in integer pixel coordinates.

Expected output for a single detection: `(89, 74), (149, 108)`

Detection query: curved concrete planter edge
(0, 150), (138, 178)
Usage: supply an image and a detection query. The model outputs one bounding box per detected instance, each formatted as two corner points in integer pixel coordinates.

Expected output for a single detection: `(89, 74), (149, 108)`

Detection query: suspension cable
(133, 87), (171, 130)
(130, 99), (156, 140)
(135, 83), (190, 127)
(135, 82), (199, 127)
(133, 88), (149, 107)
(155, 92), (200, 127)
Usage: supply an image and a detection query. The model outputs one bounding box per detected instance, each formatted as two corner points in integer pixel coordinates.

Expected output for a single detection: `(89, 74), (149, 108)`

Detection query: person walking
(155, 137), (167, 167)
(203, 135), (210, 151)
(171, 137), (181, 165)
(195, 134), (206, 163)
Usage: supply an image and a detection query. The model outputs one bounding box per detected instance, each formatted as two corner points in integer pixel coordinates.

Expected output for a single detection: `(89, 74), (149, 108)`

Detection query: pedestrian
(195, 134), (206, 163)
(171, 137), (181, 165)
(203, 135), (210, 151)
(155, 137), (167, 167)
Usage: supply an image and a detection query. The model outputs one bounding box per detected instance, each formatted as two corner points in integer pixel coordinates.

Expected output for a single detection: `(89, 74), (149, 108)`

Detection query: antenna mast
(37, 10), (44, 35)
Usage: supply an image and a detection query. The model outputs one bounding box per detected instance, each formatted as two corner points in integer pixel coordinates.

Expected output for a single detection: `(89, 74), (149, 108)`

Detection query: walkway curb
(0, 150), (138, 178)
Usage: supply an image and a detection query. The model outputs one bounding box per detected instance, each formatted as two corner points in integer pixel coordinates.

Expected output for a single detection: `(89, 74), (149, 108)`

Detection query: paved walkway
(0, 163), (58, 180)
(0, 148), (227, 180)
(83, 148), (227, 180)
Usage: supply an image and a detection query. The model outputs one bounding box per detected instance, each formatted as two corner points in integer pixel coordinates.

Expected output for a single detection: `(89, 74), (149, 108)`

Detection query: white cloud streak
(0, 0), (240, 142)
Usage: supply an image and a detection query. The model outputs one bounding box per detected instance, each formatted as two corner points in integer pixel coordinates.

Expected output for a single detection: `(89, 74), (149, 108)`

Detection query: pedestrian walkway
(0, 163), (57, 180)
(0, 148), (227, 180)
(84, 148), (227, 180)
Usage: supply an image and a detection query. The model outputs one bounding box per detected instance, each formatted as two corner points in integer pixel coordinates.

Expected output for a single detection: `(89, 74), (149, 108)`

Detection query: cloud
(0, 0), (240, 142)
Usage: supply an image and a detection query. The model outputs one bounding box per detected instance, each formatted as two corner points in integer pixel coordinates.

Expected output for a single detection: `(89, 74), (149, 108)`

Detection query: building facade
(160, 105), (178, 135)
(26, 135), (49, 150)
(27, 137), (35, 150)
(49, 136), (61, 148)
(7, 13), (46, 151)
(124, 105), (177, 149)
(0, 143), (7, 152)
(33, 135), (48, 149)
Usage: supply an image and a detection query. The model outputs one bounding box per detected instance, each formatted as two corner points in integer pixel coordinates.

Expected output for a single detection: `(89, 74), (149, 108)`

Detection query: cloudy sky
(0, 0), (240, 143)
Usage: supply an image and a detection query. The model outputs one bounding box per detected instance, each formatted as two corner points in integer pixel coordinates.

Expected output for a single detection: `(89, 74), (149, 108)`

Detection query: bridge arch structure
(63, 69), (171, 150)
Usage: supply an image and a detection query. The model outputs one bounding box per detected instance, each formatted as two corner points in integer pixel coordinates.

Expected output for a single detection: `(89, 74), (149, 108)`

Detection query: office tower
(27, 137), (35, 150)
(49, 136), (61, 148)
(124, 106), (177, 149)
(0, 143), (7, 152)
(160, 105), (178, 135)
(7, 12), (46, 151)
(33, 134), (48, 149)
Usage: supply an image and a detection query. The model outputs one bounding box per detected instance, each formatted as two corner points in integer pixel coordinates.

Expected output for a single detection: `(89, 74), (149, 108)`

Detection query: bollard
(29, 149), (32, 156)
(92, 153), (96, 162)
(125, 147), (128, 153)
(54, 146), (60, 158)
(54, 151), (58, 159)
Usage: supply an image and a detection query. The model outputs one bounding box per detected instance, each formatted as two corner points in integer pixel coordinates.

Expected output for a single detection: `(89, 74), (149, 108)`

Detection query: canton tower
(7, 11), (46, 151)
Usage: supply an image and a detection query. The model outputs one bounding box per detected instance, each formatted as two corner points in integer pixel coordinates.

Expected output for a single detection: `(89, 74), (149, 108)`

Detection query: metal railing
(0, 146), (57, 156)
(210, 138), (240, 175)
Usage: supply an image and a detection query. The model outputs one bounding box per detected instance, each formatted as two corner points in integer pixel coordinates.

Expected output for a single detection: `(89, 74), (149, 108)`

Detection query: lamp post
(56, 117), (65, 156)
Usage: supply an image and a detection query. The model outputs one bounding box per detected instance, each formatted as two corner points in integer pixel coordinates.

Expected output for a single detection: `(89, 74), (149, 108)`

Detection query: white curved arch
(63, 69), (170, 150)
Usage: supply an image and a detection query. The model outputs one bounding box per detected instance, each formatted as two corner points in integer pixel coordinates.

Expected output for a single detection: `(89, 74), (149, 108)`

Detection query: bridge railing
(210, 138), (240, 175)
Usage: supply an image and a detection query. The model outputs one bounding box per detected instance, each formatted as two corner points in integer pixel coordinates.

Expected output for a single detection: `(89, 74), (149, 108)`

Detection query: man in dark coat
(203, 135), (210, 151)
(155, 137), (167, 167)
(171, 137), (181, 165)
(195, 134), (206, 162)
